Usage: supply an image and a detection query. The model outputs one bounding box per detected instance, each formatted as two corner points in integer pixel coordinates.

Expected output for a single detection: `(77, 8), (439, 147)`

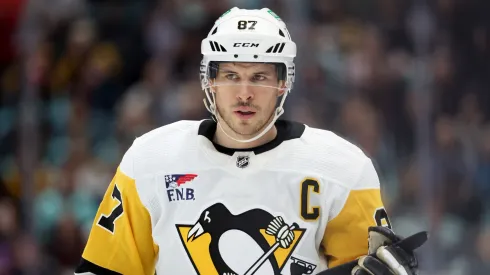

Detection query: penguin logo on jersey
(176, 203), (317, 275)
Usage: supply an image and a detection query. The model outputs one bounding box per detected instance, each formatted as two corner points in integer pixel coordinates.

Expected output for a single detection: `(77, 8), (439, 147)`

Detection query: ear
(209, 78), (217, 93)
(277, 80), (286, 97)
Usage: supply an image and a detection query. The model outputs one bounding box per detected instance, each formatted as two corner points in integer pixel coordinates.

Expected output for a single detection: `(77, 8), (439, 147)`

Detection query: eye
(204, 211), (211, 223)
(225, 74), (239, 80)
(252, 75), (266, 81)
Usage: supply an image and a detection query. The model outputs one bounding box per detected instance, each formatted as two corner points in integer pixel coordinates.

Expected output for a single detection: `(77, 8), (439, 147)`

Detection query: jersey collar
(197, 119), (305, 156)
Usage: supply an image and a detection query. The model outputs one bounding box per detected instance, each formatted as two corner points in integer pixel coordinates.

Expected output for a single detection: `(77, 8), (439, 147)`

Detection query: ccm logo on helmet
(233, 43), (260, 47)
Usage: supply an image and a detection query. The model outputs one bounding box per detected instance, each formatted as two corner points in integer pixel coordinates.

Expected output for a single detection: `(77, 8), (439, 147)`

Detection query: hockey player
(75, 7), (422, 275)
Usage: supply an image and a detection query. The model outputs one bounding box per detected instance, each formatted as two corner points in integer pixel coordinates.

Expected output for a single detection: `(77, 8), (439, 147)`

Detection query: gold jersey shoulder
(75, 166), (158, 275)
(321, 157), (391, 268)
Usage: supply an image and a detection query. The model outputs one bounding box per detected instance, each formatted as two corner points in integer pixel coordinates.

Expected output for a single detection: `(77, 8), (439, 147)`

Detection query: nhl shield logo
(236, 156), (249, 168)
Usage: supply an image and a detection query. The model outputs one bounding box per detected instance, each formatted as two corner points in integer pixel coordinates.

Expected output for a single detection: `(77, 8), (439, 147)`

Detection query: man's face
(212, 62), (284, 136)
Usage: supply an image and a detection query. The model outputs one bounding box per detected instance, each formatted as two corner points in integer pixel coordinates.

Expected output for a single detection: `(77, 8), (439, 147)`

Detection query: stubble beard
(216, 104), (275, 137)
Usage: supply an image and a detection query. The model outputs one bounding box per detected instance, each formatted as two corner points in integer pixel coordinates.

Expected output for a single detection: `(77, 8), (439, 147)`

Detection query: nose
(236, 84), (254, 102)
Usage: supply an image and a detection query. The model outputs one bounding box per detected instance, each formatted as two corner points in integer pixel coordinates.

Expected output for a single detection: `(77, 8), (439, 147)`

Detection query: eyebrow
(219, 69), (238, 74)
(218, 69), (273, 75)
(253, 71), (273, 75)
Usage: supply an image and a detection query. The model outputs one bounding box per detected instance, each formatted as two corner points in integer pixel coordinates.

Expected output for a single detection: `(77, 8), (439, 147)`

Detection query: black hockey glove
(351, 226), (419, 275)
(318, 227), (427, 275)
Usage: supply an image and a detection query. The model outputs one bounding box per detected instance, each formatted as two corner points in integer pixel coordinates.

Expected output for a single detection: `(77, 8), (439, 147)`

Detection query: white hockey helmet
(200, 7), (297, 143)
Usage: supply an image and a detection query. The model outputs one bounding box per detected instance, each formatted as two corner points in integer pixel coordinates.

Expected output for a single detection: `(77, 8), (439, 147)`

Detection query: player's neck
(213, 123), (278, 150)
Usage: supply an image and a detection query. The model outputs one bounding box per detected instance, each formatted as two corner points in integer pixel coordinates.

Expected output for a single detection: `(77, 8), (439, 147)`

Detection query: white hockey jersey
(75, 119), (391, 275)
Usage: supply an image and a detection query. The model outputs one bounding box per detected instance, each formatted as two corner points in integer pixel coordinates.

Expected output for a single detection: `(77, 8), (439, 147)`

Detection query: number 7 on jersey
(97, 183), (124, 234)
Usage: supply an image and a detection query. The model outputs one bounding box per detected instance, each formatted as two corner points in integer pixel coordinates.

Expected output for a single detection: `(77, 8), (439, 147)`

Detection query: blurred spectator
(11, 233), (54, 275)
(0, 0), (25, 66)
(50, 18), (96, 94)
(46, 214), (85, 272)
(475, 125), (490, 210)
(33, 165), (97, 245)
(472, 228), (490, 274)
(0, 198), (17, 274)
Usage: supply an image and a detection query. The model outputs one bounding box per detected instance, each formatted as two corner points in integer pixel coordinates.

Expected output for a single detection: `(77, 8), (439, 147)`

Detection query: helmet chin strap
(209, 87), (289, 144)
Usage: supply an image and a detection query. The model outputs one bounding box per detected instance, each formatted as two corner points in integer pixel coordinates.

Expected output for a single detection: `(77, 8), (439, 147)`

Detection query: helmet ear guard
(276, 63), (286, 81)
(208, 62), (219, 79)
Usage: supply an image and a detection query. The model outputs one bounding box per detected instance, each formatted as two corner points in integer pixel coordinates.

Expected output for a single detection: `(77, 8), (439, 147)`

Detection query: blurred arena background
(0, 0), (489, 274)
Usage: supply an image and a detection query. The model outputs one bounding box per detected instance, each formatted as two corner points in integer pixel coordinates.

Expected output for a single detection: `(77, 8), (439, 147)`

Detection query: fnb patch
(165, 174), (197, 202)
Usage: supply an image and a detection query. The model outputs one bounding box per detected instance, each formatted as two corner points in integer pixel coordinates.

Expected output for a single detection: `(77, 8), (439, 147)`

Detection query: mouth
(234, 110), (256, 119)
(187, 222), (205, 242)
